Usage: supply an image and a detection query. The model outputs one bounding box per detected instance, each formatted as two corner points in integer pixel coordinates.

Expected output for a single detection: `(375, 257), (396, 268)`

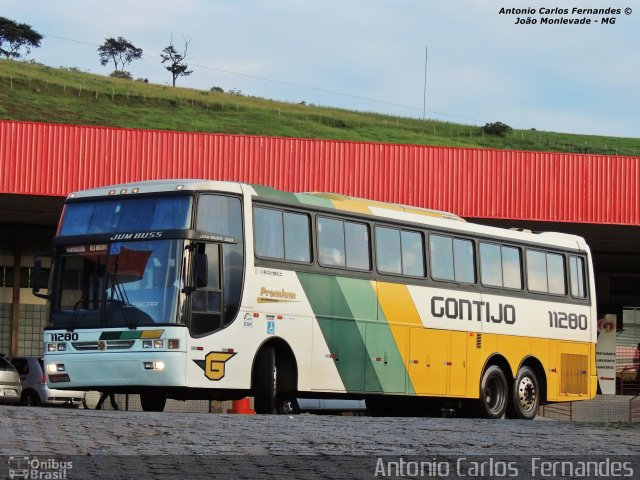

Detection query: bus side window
(283, 212), (311, 262)
(318, 216), (370, 270)
(376, 226), (402, 274)
(254, 207), (311, 263)
(345, 221), (370, 270)
(430, 234), (475, 283)
(254, 207), (284, 259)
(480, 242), (522, 289)
(318, 217), (346, 267)
(376, 226), (425, 277)
(401, 230), (425, 277)
(526, 249), (566, 295)
(569, 255), (587, 298)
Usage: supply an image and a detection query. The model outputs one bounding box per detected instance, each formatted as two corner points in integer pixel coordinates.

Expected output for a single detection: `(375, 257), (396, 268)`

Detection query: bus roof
(66, 179), (245, 198)
(247, 183), (589, 251)
(65, 179), (589, 252)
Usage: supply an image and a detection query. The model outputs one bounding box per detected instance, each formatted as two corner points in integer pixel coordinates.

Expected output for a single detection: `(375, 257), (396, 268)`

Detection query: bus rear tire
(477, 365), (508, 419)
(140, 393), (166, 412)
(507, 366), (539, 420)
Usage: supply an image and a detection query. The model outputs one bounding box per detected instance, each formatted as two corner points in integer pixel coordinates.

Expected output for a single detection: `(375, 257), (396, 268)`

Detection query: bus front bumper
(44, 352), (186, 390)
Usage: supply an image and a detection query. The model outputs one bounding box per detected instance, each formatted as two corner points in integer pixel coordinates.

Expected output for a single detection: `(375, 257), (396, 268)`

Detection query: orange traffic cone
(227, 397), (255, 414)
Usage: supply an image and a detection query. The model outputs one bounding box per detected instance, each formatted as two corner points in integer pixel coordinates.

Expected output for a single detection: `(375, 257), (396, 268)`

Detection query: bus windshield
(58, 196), (192, 236)
(50, 239), (185, 329)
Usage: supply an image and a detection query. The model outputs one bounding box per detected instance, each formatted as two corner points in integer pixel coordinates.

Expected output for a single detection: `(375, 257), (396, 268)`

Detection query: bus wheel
(140, 393), (166, 412)
(478, 365), (508, 419)
(508, 366), (539, 420)
(277, 397), (300, 415)
(254, 347), (277, 414)
(365, 398), (385, 417)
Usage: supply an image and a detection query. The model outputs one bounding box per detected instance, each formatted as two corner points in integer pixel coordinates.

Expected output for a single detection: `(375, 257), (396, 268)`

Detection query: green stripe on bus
(99, 331), (124, 340)
(293, 193), (335, 210)
(251, 184), (301, 204)
(252, 184), (338, 210)
(295, 272), (419, 394)
(120, 330), (143, 340)
(334, 276), (383, 393)
(337, 277), (412, 394)
(297, 272), (376, 393)
(375, 302), (416, 395)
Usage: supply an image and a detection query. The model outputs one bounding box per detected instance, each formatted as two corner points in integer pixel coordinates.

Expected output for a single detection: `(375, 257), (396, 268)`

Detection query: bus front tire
(507, 366), (539, 420)
(140, 393), (166, 412)
(254, 347), (277, 414)
(254, 345), (299, 414)
(277, 397), (300, 415)
(478, 365), (508, 419)
(365, 398), (387, 417)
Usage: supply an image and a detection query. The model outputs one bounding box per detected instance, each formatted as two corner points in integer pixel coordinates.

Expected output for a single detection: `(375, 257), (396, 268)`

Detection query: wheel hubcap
(518, 377), (536, 412)
(280, 400), (295, 414)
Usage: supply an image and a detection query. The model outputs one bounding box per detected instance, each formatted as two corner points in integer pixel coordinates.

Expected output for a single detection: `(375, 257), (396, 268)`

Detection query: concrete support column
(11, 225), (22, 356)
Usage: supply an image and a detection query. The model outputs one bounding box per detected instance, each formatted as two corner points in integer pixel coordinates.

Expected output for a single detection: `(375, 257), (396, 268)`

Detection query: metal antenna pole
(422, 45), (428, 120)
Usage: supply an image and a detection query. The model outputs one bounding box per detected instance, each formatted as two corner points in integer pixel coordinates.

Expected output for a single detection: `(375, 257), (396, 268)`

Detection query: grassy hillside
(1, 59), (638, 156)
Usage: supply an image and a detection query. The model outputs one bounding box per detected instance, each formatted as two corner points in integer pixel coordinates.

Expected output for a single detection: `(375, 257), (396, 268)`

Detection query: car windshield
(50, 239), (185, 329)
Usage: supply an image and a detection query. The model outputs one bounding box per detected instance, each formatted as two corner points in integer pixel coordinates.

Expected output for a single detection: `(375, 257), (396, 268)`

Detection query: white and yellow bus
(39, 180), (597, 418)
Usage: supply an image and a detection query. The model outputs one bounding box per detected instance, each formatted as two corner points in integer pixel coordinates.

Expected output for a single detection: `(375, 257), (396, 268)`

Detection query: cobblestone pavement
(0, 405), (639, 479)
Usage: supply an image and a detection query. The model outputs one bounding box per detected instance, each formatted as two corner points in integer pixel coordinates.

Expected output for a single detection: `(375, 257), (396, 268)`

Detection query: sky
(2, 0), (639, 137)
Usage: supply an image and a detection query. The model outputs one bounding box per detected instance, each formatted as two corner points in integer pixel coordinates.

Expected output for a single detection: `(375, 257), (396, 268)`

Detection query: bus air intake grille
(71, 340), (135, 351)
(560, 353), (588, 395)
(475, 333), (482, 349)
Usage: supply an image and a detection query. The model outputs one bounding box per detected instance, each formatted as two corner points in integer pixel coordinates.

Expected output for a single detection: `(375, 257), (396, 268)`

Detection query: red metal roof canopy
(1, 120), (638, 225)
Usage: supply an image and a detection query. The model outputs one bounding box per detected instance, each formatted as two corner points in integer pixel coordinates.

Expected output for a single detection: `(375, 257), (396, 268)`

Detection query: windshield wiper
(66, 300), (83, 332)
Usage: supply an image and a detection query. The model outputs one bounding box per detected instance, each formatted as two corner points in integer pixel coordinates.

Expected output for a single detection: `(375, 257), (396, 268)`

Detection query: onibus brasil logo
(8, 456), (72, 479)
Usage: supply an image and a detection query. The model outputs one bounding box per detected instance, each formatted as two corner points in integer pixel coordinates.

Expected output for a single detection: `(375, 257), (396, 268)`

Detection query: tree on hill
(0, 16), (43, 59)
(482, 121), (513, 137)
(161, 37), (193, 87)
(97, 36), (143, 77)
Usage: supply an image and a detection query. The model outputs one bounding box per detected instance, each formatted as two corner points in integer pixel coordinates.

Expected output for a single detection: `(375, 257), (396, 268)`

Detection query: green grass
(1, 59), (639, 156)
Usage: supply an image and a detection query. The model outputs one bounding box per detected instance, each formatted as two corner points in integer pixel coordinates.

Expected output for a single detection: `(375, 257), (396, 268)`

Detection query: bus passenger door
(189, 243), (223, 337)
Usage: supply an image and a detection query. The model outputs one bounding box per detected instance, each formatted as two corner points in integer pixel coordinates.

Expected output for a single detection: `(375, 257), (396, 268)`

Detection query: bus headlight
(47, 363), (66, 373)
(47, 343), (66, 352)
(143, 361), (165, 371)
